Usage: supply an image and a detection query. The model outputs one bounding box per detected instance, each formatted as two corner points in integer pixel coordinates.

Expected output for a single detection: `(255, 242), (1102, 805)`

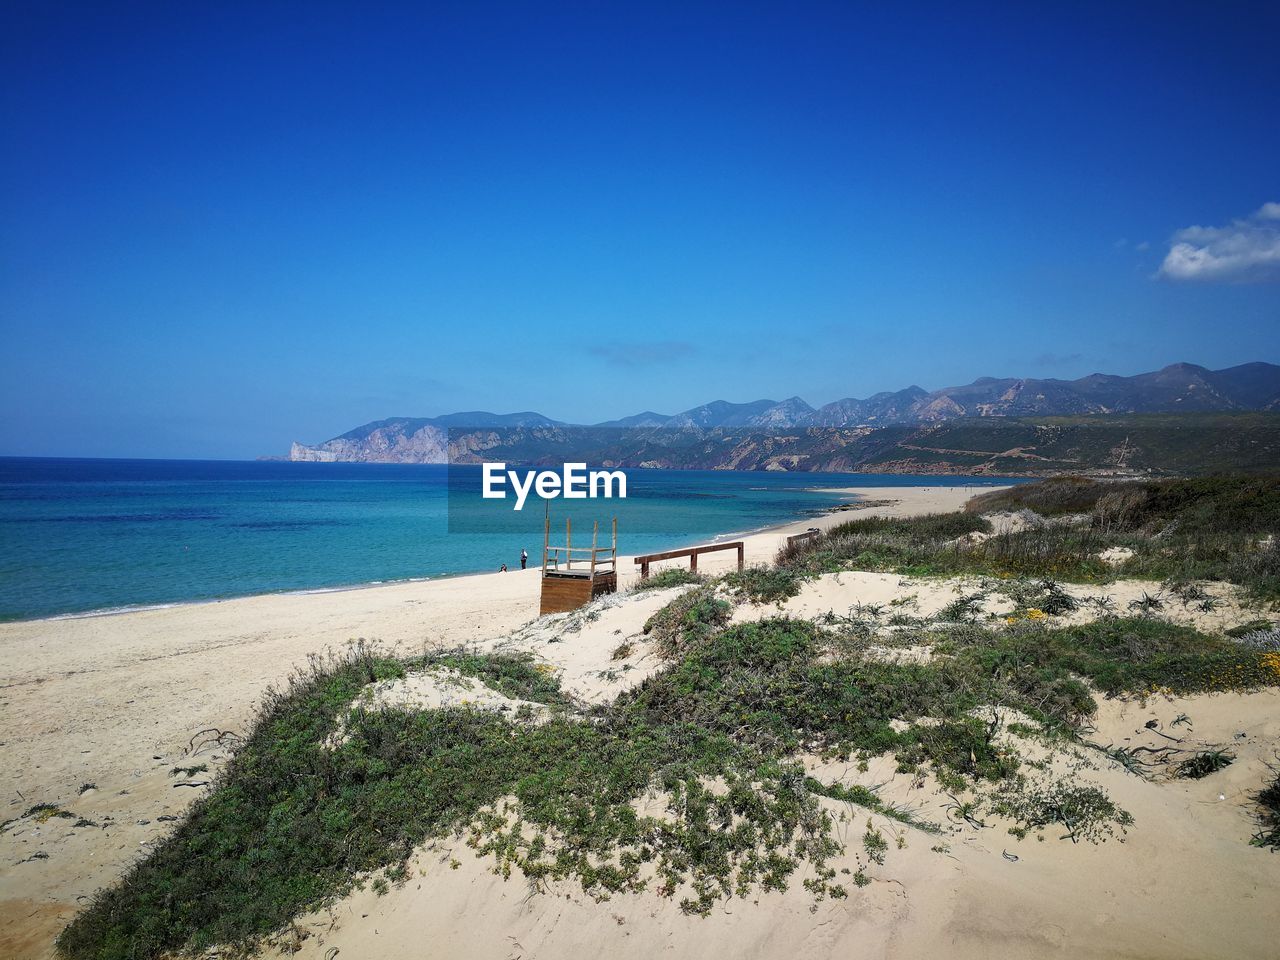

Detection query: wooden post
(612, 517), (617, 568)
(634, 542), (743, 577)
(566, 517), (571, 572)
(543, 514), (550, 572)
(590, 521), (598, 579)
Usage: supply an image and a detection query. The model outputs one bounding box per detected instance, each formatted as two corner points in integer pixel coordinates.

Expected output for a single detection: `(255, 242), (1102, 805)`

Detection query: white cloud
(1158, 202), (1280, 282)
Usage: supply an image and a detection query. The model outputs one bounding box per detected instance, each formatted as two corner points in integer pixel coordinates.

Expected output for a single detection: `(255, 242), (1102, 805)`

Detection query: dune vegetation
(776, 474), (1280, 600)
(56, 475), (1280, 960)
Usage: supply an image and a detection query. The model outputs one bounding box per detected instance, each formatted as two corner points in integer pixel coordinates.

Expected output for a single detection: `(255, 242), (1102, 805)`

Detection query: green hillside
(858, 413), (1280, 475)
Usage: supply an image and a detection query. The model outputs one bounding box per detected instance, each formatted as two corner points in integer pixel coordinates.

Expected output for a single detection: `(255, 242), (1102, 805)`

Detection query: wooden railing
(544, 516), (617, 577)
(785, 529), (821, 548)
(544, 544), (616, 573)
(634, 541), (744, 579)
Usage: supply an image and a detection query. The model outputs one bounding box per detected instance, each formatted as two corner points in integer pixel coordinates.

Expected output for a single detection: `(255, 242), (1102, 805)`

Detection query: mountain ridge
(288, 362), (1280, 464)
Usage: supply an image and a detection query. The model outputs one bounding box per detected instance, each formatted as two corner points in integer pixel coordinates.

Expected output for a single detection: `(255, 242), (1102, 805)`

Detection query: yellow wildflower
(1262, 652), (1280, 680)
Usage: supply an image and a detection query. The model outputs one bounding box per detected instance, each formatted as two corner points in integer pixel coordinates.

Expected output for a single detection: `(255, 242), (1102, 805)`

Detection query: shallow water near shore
(0, 458), (1012, 620)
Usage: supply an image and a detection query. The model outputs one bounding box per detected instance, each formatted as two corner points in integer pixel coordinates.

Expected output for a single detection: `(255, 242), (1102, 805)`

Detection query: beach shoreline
(0, 480), (999, 626)
(0, 485), (988, 956)
(6, 482), (1280, 960)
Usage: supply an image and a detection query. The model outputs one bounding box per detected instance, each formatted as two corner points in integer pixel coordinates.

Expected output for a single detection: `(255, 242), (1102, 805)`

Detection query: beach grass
(1253, 766), (1280, 851)
(777, 474), (1280, 600)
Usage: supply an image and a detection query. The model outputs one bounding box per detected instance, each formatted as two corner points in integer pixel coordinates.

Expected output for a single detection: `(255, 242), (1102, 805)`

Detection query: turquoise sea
(0, 458), (1014, 621)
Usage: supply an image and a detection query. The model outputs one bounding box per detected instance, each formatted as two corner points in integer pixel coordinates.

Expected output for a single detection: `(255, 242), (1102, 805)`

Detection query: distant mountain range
(285, 362), (1280, 472)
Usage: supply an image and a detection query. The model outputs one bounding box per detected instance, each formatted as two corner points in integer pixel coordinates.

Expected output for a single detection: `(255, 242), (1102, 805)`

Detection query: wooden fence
(634, 541), (744, 579)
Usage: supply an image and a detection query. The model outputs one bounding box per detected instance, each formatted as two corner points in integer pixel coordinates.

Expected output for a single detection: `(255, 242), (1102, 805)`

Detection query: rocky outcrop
(290, 424), (449, 463)
(289, 441), (340, 462)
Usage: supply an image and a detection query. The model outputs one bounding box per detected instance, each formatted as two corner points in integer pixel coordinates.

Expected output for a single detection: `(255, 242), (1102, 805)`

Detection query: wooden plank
(591, 571), (617, 599)
(633, 541), (744, 565)
(540, 575), (591, 614)
(634, 540), (745, 579)
(540, 569), (616, 614)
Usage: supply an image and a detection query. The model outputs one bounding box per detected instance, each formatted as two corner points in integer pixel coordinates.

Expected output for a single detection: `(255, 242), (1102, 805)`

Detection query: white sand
(4, 483), (1279, 959)
(256, 683), (1280, 960)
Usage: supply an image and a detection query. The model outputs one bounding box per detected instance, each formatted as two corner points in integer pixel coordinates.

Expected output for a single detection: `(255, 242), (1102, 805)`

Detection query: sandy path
(0, 486), (981, 956)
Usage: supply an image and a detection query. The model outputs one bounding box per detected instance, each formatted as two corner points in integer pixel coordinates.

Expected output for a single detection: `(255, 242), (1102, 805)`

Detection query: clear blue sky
(2, 1), (1277, 458)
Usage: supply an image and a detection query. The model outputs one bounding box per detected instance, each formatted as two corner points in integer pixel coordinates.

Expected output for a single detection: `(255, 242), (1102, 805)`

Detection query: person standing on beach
(520, 549), (528, 570)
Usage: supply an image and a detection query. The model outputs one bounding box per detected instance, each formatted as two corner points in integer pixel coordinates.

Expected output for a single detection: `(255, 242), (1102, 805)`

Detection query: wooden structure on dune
(634, 539), (744, 579)
(539, 515), (618, 615)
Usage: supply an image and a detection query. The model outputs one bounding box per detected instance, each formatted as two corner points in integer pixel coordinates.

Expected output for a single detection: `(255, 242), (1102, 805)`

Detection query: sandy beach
(4, 483), (1279, 959)
(6, 4), (1278, 955)
(0, 486), (979, 955)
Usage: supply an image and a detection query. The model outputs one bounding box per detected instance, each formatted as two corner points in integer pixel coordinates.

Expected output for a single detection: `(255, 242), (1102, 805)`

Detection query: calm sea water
(0, 458), (1014, 621)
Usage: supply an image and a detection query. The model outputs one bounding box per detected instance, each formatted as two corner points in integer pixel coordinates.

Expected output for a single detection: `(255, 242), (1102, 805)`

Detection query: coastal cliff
(290, 424), (449, 463)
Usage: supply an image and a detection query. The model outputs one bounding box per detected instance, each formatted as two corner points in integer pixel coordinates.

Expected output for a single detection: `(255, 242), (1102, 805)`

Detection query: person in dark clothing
(520, 549), (528, 570)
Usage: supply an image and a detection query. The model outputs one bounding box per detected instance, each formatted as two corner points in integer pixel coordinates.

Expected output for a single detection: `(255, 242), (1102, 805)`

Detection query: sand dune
(4, 484), (1278, 959)
(254, 603), (1280, 960)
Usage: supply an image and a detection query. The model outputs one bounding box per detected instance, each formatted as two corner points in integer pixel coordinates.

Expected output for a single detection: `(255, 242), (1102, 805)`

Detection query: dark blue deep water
(0, 458), (1014, 621)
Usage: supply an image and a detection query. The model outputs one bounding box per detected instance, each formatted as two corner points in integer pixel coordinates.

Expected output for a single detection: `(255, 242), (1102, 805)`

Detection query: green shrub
(370, 657), (406, 682)
(778, 475), (1280, 599)
(642, 585), (732, 659)
(616, 618), (991, 757)
(968, 474), (1280, 535)
(966, 476), (1105, 516)
(427, 650), (569, 706)
(991, 777), (1133, 843)
(830, 511), (992, 543)
(1226, 619), (1276, 638)
(65, 608), (1271, 958)
(895, 718), (1018, 783)
(632, 568), (705, 591)
(722, 566), (804, 604)
(57, 645), (845, 958)
(950, 617), (1278, 699)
